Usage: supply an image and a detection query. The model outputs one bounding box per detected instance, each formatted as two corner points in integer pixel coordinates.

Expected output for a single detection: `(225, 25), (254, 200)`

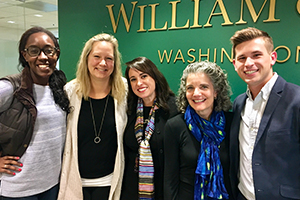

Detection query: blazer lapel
(254, 76), (285, 146)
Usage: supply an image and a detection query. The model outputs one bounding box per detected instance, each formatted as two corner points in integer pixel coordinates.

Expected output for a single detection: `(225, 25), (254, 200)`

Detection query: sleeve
(0, 80), (14, 113)
(164, 118), (181, 200)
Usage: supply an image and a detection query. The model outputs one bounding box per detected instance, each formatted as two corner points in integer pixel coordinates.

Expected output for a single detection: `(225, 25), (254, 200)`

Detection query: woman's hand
(0, 155), (23, 175)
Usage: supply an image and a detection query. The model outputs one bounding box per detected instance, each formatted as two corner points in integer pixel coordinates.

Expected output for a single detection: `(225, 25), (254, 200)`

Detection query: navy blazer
(230, 76), (300, 199)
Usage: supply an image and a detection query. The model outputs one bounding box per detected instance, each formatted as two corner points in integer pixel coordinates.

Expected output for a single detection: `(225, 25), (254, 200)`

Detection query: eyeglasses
(24, 46), (58, 57)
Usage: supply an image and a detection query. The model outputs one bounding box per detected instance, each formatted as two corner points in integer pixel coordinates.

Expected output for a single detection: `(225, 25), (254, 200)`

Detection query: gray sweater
(0, 81), (66, 197)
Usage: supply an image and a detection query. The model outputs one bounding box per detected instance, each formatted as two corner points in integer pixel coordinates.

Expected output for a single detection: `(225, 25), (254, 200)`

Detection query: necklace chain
(89, 95), (109, 144)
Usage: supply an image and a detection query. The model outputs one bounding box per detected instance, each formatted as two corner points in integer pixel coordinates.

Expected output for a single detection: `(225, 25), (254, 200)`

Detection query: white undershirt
(238, 73), (278, 200)
(81, 172), (113, 187)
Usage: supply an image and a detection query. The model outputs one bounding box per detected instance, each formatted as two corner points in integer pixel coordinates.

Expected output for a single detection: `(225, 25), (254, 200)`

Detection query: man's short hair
(230, 27), (274, 58)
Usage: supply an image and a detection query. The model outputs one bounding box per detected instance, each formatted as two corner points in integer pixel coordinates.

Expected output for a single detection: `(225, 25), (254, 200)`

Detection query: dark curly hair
(18, 26), (70, 114)
(125, 57), (174, 115)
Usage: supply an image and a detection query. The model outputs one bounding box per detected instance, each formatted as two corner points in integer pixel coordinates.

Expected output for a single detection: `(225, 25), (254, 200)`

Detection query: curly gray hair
(177, 60), (232, 113)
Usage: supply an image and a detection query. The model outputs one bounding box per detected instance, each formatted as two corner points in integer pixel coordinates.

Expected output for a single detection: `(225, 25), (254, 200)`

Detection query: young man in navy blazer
(229, 27), (300, 200)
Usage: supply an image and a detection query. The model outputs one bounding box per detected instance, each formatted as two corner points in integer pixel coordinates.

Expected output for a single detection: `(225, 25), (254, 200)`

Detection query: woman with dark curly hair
(164, 60), (233, 200)
(0, 26), (70, 199)
(121, 57), (178, 200)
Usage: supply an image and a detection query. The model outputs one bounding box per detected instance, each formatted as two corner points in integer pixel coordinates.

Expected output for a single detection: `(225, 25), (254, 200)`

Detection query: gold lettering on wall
(106, 1), (137, 33)
(158, 46), (300, 64)
(199, 49), (210, 60)
(106, 1), (281, 33)
(187, 49), (196, 63)
(275, 45), (291, 63)
(137, 5), (147, 32)
(149, 3), (168, 31)
(264, 0), (280, 22)
(174, 49), (185, 63)
(157, 47), (238, 64)
(221, 48), (232, 63)
(213, 48), (217, 62)
(204, 0), (233, 27)
(190, 0), (202, 28)
(169, 0), (190, 30)
(296, 46), (300, 63)
(158, 50), (173, 63)
(236, 0), (279, 24)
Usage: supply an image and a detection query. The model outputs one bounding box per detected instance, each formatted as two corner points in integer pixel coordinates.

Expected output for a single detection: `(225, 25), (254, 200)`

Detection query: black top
(121, 96), (178, 200)
(77, 95), (117, 178)
(164, 112), (233, 200)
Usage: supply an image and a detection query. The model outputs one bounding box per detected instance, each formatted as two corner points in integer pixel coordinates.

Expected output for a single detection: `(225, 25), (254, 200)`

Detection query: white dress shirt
(238, 73), (278, 200)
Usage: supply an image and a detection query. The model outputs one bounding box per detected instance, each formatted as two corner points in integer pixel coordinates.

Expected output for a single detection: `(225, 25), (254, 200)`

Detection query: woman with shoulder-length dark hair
(121, 56), (178, 200)
(0, 26), (70, 199)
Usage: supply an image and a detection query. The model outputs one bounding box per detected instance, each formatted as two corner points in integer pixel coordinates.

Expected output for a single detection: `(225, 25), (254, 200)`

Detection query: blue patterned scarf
(184, 105), (229, 200)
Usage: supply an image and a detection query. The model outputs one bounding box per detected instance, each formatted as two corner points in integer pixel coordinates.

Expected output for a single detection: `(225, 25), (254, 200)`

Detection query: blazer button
(159, 149), (163, 153)
(157, 129), (161, 134)
(23, 144), (28, 148)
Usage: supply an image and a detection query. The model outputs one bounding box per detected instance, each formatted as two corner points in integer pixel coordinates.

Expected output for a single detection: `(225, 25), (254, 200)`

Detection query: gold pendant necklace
(89, 95), (109, 144)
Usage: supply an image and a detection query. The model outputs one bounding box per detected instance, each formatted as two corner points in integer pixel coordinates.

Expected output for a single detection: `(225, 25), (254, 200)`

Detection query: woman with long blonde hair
(58, 33), (127, 200)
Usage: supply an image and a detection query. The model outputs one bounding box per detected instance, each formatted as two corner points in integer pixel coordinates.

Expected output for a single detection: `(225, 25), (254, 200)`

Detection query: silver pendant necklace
(89, 95), (109, 144)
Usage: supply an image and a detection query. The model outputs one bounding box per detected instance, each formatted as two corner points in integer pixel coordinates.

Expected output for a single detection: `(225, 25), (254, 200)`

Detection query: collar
(246, 72), (278, 101)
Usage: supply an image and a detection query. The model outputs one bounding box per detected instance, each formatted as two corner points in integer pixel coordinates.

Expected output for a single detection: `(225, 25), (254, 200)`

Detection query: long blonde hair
(75, 33), (125, 103)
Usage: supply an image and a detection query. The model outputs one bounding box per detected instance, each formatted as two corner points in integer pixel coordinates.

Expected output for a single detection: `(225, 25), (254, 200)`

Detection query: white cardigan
(57, 79), (127, 200)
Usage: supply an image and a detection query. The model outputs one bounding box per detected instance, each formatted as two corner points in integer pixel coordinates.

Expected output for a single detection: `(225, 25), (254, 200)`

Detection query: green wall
(58, 0), (300, 100)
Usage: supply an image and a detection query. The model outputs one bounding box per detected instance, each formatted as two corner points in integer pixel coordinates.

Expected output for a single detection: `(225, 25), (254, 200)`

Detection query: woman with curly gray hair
(164, 60), (233, 200)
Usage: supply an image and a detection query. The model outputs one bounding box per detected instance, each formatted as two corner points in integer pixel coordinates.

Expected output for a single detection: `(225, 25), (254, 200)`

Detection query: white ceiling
(0, 0), (58, 41)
